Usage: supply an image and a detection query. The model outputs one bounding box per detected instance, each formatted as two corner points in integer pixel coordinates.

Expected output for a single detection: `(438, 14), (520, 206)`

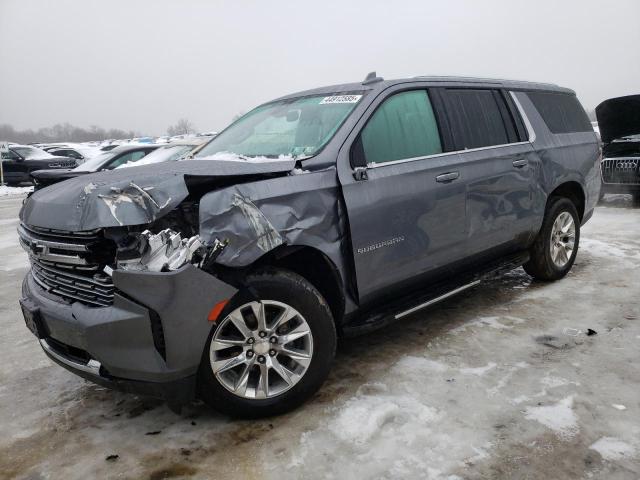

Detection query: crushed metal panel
(230, 194), (283, 252)
(19, 159), (296, 231)
(198, 169), (347, 270)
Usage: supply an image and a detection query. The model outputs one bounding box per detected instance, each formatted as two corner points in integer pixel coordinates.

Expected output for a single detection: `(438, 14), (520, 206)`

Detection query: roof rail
(362, 71), (383, 85)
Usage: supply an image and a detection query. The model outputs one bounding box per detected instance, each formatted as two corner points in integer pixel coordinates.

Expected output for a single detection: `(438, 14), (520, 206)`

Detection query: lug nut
(246, 350), (254, 358)
(247, 338), (255, 344)
(258, 331), (267, 338)
(258, 355), (266, 363)
(269, 349), (276, 356)
(269, 336), (277, 344)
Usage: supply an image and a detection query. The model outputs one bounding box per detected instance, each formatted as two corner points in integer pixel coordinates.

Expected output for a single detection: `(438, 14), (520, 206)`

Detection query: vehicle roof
(162, 138), (209, 147)
(108, 143), (160, 153)
(273, 75), (574, 102)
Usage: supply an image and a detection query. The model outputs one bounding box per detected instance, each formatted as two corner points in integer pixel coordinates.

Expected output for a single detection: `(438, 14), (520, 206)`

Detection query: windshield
(115, 145), (194, 169)
(195, 93), (363, 161)
(12, 146), (55, 159)
(73, 151), (115, 171)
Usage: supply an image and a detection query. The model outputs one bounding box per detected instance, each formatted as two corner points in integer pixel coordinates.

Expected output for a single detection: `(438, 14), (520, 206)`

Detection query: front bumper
(21, 264), (237, 404)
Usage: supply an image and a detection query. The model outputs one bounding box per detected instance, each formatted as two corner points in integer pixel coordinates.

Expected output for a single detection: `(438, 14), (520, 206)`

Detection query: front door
(338, 88), (469, 305)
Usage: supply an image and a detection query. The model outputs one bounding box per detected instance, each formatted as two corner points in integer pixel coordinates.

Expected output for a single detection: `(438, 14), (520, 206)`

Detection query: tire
(523, 197), (580, 281)
(632, 193), (640, 208)
(198, 268), (336, 418)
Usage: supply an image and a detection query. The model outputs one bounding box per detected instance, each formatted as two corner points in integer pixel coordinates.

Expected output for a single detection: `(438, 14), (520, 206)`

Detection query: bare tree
(167, 118), (196, 136)
(0, 123), (138, 143)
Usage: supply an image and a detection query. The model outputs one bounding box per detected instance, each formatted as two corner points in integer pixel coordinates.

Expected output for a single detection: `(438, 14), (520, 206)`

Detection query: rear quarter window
(527, 91), (592, 134)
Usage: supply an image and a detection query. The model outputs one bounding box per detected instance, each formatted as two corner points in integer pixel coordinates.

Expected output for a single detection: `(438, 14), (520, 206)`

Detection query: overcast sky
(1, 0), (638, 136)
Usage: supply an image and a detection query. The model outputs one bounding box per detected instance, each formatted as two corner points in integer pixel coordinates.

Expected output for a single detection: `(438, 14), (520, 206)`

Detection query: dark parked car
(30, 144), (159, 189)
(18, 75), (600, 417)
(596, 95), (640, 204)
(1, 145), (77, 185)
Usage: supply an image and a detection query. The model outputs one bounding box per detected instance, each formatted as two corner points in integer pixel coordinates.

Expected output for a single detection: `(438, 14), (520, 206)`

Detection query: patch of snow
(611, 404), (627, 411)
(589, 437), (636, 461)
(581, 238), (640, 260)
(0, 185), (33, 196)
(328, 396), (401, 445)
(524, 396), (579, 439)
(451, 315), (525, 334)
(460, 362), (497, 376)
(393, 355), (449, 373)
(540, 375), (578, 389)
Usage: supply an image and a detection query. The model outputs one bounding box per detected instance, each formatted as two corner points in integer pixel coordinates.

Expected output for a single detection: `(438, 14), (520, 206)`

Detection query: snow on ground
(590, 437), (636, 461)
(0, 196), (639, 479)
(524, 396), (579, 439)
(0, 185), (33, 196)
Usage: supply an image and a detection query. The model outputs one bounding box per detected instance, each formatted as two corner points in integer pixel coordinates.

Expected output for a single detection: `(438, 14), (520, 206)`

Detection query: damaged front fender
(198, 169), (346, 268)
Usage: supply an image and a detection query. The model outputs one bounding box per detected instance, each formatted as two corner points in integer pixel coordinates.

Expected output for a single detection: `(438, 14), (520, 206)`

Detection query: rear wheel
(524, 197), (580, 281)
(198, 269), (336, 418)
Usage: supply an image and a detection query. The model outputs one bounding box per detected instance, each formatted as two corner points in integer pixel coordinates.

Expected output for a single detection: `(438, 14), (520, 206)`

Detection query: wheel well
(549, 182), (585, 220)
(252, 246), (345, 327)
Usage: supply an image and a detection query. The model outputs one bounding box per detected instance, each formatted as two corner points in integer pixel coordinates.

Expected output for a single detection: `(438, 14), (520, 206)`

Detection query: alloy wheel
(209, 300), (314, 399)
(549, 211), (576, 267)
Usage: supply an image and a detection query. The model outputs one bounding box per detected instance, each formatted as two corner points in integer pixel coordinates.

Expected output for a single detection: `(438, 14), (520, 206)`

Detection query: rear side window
(442, 89), (515, 149)
(361, 90), (442, 164)
(527, 92), (592, 134)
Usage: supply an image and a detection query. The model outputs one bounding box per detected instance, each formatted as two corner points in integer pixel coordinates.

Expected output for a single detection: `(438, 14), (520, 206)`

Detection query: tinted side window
(361, 90), (442, 164)
(443, 89), (512, 149)
(2, 149), (20, 160)
(527, 92), (592, 134)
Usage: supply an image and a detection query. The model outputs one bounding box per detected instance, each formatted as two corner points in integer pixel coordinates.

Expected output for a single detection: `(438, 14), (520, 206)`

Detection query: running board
(394, 280), (481, 320)
(341, 251), (529, 337)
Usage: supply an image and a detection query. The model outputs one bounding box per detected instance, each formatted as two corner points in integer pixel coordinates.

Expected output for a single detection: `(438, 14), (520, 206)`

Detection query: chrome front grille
(601, 157), (640, 185)
(19, 223), (116, 307)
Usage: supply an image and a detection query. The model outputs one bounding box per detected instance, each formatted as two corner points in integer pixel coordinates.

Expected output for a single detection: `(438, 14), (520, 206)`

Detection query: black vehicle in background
(30, 144), (159, 189)
(1, 145), (77, 186)
(596, 95), (640, 204)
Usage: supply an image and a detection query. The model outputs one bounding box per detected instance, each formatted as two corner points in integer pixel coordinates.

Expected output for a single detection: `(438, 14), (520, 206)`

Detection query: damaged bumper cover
(21, 264), (237, 403)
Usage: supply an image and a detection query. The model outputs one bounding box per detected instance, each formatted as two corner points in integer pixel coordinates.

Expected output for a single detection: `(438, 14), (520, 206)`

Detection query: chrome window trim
(366, 141), (531, 169)
(509, 91), (536, 143)
(363, 90), (537, 170)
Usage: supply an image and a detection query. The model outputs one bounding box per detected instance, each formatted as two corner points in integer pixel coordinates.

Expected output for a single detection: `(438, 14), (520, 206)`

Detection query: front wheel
(524, 197), (580, 281)
(198, 269), (336, 418)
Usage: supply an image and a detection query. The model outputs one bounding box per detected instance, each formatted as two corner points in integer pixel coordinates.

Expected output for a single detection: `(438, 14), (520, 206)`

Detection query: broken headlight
(115, 229), (226, 272)
(116, 229), (204, 272)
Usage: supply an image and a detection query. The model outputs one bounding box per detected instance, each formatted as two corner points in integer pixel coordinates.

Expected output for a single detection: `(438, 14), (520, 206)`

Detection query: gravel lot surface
(1, 193), (638, 480)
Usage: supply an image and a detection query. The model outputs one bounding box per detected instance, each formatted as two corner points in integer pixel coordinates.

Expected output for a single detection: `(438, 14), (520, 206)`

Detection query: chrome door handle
(512, 159), (528, 168)
(436, 171), (460, 183)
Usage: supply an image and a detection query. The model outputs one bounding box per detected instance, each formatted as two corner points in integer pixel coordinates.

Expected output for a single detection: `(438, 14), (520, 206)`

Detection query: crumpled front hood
(596, 94), (640, 143)
(20, 159), (296, 231)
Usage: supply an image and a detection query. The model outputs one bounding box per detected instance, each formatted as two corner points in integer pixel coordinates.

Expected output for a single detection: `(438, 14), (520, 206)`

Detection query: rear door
(339, 87), (470, 305)
(438, 88), (540, 257)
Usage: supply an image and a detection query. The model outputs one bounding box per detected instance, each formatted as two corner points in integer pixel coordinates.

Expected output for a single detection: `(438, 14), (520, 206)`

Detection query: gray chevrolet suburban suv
(18, 75), (601, 417)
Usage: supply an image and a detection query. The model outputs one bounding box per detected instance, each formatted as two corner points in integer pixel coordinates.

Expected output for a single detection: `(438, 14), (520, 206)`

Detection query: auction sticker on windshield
(319, 95), (362, 104)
